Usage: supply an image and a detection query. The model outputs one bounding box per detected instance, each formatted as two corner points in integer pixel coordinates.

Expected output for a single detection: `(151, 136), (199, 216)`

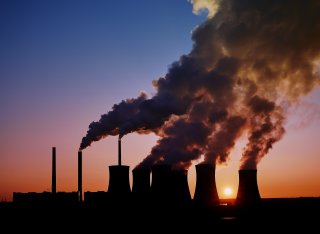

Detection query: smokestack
(52, 147), (56, 194)
(236, 170), (261, 206)
(118, 137), (121, 166)
(132, 168), (151, 195)
(151, 164), (172, 204)
(193, 163), (219, 207)
(171, 169), (191, 206)
(78, 151), (82, 202)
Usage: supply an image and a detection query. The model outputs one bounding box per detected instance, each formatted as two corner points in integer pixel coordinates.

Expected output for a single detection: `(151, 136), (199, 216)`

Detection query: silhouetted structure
(132, 168), (151, 195)
(14, 146), (268, 212)
(151, 164), (172, 204)
(13, 147), (78, 204)
(78, 151), (82, 202)
(54, 192), (78, 204)
(108, 165), (131, 194)
(84, 191), (108, 204)
(132, 168), (151, 206)
(193, 163), (219, 207)
(13, 192), (52, 204)
(118, 137), (122, 166)
(13, 192), (78, 204)
(236, 169), (261, 206)
(107, 137), (131, 199)
(52, 147), (56, 194)
(171, 169), (191, 206)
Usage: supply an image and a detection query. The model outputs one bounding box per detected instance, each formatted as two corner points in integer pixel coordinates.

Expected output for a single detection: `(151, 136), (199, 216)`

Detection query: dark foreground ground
(1, 197), (319, 232)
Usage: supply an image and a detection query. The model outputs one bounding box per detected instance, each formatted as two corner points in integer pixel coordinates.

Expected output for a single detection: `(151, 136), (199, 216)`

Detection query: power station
(13, 141), (261, 208)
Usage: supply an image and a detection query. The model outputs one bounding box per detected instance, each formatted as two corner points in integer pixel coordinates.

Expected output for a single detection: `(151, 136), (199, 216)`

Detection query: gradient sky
(1, 0), (319, 201)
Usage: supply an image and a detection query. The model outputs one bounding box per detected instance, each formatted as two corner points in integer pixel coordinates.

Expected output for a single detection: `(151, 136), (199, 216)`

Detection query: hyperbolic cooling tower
(236, 169), (261, 206)
(108, 165), (131, 194)
(193, 163), (219, 207)
(132, 168), (151, 206)
(171, 169), (191, 206)
(151, 165), (191, 206)
(151, 164), (172, 203)
(132, 168), (151, 195)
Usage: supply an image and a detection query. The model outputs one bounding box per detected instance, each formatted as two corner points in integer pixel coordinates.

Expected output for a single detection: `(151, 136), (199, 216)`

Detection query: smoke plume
(81, 0), (320, 170)
(80, 92), (147, 150)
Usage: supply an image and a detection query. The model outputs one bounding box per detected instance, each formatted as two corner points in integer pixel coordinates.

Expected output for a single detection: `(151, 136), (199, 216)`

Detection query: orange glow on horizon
(1, 121), (320, 202)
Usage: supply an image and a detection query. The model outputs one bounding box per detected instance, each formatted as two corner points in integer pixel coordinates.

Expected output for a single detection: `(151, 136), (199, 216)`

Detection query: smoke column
(81, 0), (320, 170)
(80, 92), (147, 149)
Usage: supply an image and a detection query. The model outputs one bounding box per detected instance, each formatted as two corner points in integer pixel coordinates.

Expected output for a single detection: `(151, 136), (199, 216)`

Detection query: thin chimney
(78, 151), (83, 202)
(118, 137), (122, 166)
(52, 147), (56, 194)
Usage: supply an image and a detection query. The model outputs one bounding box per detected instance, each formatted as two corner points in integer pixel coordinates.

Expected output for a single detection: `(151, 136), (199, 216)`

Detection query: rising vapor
(80, 92), (148, 150)
(81, 0), (320, 170)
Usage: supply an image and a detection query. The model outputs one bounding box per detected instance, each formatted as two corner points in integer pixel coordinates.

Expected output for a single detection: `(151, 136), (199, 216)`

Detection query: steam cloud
(81, 0), (320, 170)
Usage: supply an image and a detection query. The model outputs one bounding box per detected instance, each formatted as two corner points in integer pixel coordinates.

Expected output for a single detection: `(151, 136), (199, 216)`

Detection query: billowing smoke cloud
(81, 0), (320, 170)
(205, 115), (246, 165)
(241, 96), (285, 169)
(136, 116), (211, 170)
(80, 92), (147, 150)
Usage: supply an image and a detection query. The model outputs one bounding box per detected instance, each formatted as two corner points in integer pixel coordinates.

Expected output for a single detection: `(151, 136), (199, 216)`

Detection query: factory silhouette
(13, 138), (261, 208)
(8, 139), (320, 231)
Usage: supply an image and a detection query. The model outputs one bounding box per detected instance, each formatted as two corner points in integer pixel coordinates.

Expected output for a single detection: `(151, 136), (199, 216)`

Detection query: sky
(1, 0), (320, 201)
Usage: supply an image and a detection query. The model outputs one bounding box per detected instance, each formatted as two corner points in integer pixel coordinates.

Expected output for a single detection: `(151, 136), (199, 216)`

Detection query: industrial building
(13, 141), (261, 208)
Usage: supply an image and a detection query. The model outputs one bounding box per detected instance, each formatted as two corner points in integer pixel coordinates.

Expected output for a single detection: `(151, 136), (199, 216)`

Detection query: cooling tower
(132, 168), (151, 207)
(132, 168), (151, 195)
(52, 147), (56, 194)
(193, 163), (219, 207)
(236, 169), (261, 206)
(107, 137), (131, 198)
(108, 165), (131, 195)
(151, 164), (172, 203)
(171, 169), (191, 206)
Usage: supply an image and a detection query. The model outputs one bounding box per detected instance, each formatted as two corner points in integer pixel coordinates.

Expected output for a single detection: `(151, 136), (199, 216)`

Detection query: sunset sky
(1, 0), (320, 201)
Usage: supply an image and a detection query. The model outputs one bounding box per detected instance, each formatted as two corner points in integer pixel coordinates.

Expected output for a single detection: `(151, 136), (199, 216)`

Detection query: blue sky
(0, 0), (207, 131)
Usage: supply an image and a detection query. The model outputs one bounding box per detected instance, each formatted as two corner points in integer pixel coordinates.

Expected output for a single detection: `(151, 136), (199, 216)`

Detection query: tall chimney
(236, 169), (261, 206)
(193, 163), (219, 207)
(52, 147), (56, 194)
(118, 137), (121, 166)
(78, 151), (82, 202)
